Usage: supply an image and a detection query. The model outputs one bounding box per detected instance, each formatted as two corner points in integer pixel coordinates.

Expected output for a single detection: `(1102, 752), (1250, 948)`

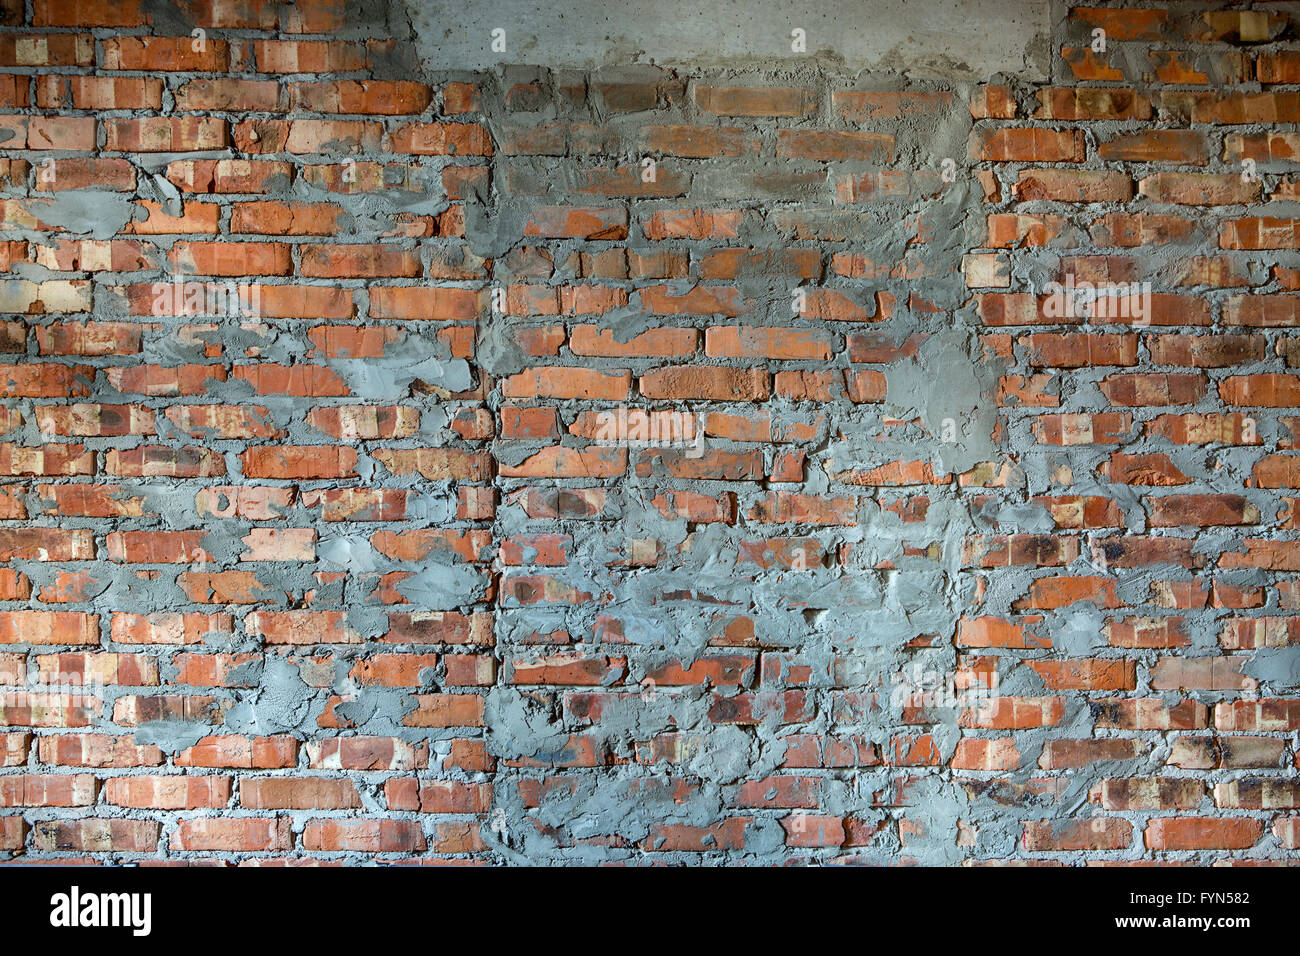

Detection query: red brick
(694, 85), (814, 116)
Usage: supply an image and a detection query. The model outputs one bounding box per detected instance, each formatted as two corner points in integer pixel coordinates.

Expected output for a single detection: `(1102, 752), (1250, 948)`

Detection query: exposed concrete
(406, 0), (1051, 78)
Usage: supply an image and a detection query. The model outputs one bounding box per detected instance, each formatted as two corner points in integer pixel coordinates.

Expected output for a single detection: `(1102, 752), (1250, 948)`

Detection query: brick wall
(0, 0), (1297, 864)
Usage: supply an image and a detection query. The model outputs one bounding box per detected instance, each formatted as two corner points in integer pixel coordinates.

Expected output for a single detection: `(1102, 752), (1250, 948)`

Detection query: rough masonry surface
(0, 0), (1296, 864)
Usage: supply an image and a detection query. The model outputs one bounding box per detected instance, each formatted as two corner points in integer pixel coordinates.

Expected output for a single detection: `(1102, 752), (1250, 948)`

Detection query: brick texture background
(0, 0), (1298, 864)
